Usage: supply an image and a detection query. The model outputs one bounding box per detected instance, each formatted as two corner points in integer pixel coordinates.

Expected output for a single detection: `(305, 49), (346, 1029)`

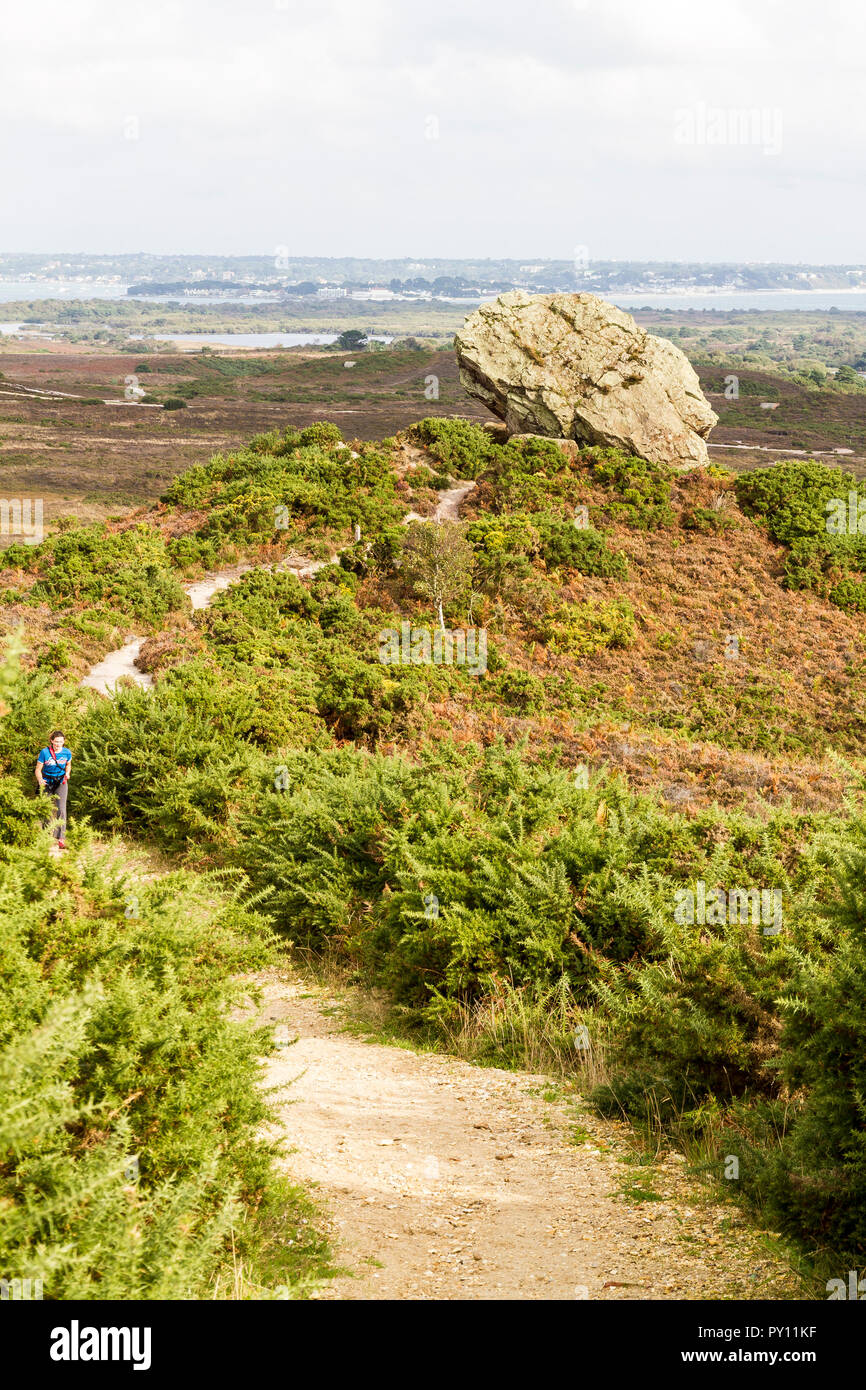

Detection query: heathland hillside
(2, 416), (866, 1296)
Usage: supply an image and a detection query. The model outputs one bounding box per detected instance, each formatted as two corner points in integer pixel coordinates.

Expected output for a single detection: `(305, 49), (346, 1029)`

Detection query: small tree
(337, 329), (366, 352)
(401, 523), (473, 630)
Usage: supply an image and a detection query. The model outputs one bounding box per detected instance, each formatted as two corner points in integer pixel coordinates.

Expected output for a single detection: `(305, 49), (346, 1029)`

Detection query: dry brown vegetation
(0, 344), (492, 528)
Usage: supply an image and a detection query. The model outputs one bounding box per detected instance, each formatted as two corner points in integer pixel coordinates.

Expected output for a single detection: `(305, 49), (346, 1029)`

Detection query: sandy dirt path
(80, 554), (333, 693)
(251, 974), (794, 1303)
(81, 479), (474, 694)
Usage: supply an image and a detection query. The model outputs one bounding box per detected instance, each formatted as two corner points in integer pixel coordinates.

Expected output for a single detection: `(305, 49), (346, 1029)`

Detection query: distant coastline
(3, 279), (866, 315)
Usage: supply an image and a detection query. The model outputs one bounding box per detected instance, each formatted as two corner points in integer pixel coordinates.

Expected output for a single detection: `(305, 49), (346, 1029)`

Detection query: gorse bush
(736, 460), (866, 613)
(681, 506), (737, 536)
(759, 823), (866, 1261)
(0, 843), (333, 1298)
(3, 524), (186, 624)
(582, 449), (675, 530)
(162, 435), (405, 561)
(475, 435), (590, 514)
(233, 744), (630, 1008)
(463, 435), (673, 531)
(493, 669), (548, 713)
(465, 511), (628, 582)
(587, 804), (866, 1270)
(200, 563), (470, 745)
(0, 775), (42, 855)
(228, 743), (830, 1024)
(735, 459), (866, 544)
(536, 516), (629, 577)
(0, 646), (329, 1298)
(592, 903), (808, 1106)
(783, 535), (866, 611)
(72, 676), (268, 851)
(297, 421), (345, 449)
(0, 634), (43, 853)
(66, 563), (497, 848)
(407, 417), (499, 478)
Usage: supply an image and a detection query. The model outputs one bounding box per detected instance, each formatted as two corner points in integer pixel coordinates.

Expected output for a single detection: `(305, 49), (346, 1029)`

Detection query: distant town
(2, 254), (866, 303)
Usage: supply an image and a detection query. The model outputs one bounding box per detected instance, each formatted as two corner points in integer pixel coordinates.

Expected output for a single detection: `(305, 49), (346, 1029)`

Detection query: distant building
(351, 288), (397, 300)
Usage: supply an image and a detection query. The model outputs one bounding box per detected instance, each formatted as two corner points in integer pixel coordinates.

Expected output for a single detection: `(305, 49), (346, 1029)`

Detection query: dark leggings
(42, 781), (68, 839)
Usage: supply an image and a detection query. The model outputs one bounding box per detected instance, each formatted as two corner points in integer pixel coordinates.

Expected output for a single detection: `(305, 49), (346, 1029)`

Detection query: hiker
(35, 730), (72, 850)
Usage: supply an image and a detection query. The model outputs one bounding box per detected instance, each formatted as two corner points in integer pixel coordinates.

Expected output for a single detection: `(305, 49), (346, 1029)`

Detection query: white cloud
(0, 0), (864, 257)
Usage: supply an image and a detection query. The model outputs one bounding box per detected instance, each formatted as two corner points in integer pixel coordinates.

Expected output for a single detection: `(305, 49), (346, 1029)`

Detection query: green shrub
(536, 516), (629, 577)
(229, 744), (824, 1021)
(493, 669), (547, 713)
(0, 776), (41, 855)
(735, 459), (866, 544)
(248, 427), (302, 457)
(233, 745), (619, 1006)
(583, 449), (675, 530)
(0, 641), (329, 1298)
(3, 524), (186, 624)
(756, 824), (866, 1261)
(736, 461), (866, 614)
(72, 677), (266, 849)
(0, 840), (333, 1298)
(828, 573), (866, 613)
(781, 535), (866, 612)
(681, 506), (737, 536)
(464, 511), (627, 590)
(298, 421), (343, 449)
(38, 640), (72, 671)
(592, 904), (801, 1108)
(464, 514), (536, 596)
(315, 652), (425, 742)
(409, 417), (499, 478)
(477, 443), (673, 527)
(161, 439), (403, 558)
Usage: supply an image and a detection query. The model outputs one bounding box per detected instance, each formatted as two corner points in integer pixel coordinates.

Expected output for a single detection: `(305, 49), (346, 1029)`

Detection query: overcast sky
(2, 0), (864, 261)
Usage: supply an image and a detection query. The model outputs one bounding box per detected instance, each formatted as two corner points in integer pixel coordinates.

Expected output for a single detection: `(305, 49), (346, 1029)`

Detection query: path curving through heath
(80, 481), (477, 695)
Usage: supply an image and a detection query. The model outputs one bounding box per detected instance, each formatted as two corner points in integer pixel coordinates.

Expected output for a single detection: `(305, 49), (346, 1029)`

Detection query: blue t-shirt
(38, 747), (71, 786)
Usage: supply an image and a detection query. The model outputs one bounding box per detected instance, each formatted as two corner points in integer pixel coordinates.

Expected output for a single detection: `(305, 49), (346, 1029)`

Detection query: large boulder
(455, 291), (717, 469)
